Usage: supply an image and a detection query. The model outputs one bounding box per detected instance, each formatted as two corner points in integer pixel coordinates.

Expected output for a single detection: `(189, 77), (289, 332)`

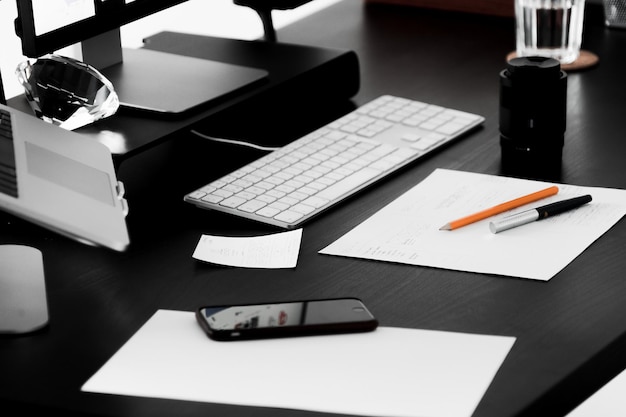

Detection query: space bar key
(316, 167), (383, 201)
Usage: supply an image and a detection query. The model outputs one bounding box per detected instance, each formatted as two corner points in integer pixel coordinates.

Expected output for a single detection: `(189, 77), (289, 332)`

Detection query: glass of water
(515, 0), (586, 64)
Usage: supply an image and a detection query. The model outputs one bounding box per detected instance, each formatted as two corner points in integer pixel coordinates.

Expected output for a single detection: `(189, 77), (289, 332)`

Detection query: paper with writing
(320, 169), (626, 280)
(193, 229), (302, 268)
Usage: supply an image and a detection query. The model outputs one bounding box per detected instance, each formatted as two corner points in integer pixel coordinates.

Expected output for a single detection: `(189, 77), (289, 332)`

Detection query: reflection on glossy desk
(2, 2), (626, 417)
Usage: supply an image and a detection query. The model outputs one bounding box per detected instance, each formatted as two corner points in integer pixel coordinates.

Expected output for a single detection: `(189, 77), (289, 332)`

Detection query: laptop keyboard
(0, 109), (18, 197)
(184, 95), (484, 228)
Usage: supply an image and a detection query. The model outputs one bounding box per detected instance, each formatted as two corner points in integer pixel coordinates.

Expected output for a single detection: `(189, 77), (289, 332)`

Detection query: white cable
(190, 129), (280, 152)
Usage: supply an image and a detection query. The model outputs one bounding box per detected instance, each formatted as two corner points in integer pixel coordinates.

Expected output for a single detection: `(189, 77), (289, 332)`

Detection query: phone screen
(196, 298), (378, 340)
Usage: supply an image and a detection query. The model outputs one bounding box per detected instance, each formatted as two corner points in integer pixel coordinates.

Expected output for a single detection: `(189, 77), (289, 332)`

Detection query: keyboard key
(187, 191), (206, 200)
(220, 196), (246, 208)
(317, 167), (381, 201)
(201, 194), (224, 204)
(238, 200), (267, 213)
(291, 203), (316, 215)
(274, 210), (305, 223)
(436, 122), (467, 136)
(257, 207), (282, 218)
(302, 196), (330, 208)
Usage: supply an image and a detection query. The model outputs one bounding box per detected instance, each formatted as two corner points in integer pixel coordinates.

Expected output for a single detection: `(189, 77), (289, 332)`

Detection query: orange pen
(439, 185), (559, 231)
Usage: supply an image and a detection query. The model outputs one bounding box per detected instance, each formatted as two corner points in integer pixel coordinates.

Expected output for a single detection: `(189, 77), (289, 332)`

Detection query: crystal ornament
(16, 55), (119, 131)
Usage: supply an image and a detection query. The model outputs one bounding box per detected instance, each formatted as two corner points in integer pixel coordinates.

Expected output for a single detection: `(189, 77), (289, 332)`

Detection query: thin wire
(190, 129), (280, 152)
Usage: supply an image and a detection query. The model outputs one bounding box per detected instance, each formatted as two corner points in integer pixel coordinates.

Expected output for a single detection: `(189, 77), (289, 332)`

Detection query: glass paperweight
(16, 55), (119, 131)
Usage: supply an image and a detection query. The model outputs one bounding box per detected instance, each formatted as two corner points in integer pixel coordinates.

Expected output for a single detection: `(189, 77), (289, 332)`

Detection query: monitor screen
(16, 0), (189, 58)
(14, 0), (268, 114)
(30, 0), (96, 38)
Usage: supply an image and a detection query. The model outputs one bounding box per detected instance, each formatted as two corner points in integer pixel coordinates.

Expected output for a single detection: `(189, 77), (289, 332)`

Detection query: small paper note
(192, 229), (303, 268)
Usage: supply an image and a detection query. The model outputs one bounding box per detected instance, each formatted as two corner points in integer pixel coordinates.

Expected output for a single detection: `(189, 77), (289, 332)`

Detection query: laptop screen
(0, 104), (129, 252)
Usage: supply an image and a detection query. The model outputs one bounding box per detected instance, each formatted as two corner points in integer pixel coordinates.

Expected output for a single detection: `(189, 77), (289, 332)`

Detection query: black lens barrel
(499, 56), (567, 175)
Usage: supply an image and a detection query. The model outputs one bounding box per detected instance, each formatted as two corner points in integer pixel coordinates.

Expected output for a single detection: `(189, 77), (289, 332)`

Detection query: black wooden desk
(3, 2), (626, 417)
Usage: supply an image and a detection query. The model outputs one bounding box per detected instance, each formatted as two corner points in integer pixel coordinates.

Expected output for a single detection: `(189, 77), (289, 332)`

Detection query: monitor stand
(8, 31), (359, 159)
(82, 29), (268, 115)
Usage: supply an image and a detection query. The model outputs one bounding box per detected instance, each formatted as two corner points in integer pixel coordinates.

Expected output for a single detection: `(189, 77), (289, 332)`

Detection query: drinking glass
(515, 0), (586, 64)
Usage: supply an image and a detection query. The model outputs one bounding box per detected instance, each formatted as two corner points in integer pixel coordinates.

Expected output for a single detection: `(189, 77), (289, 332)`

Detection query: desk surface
(3, 2), (626, 417)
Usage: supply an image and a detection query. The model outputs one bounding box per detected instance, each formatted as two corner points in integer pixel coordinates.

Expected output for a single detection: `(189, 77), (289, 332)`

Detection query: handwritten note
(193, 229), (302, 268)
(320, 169), (626, 280)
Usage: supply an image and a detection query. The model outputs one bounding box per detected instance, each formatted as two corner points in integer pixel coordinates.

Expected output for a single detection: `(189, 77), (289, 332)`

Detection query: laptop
(0, 103), (129, 252)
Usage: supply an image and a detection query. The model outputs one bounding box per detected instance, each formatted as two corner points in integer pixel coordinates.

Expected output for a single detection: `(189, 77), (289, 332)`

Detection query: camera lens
(499, 56), (567, 177)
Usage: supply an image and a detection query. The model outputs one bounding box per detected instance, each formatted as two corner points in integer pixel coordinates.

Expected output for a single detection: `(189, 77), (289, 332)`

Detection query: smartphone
(196, 297), (378, 341)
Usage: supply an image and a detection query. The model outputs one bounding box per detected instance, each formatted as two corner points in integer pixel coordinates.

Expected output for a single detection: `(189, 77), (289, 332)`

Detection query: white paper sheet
(320, 169), (626, 280)
(566, 367), (626, 417)
(192, 229), (302, 268)
(82, 310), (516, 417)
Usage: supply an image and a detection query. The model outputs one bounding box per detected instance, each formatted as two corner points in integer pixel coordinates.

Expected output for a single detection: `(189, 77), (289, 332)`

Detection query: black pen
(489, 195), (592, 234)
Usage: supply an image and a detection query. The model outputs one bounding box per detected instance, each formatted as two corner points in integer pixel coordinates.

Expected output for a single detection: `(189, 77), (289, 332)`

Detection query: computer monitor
(14, 0), (268, 114)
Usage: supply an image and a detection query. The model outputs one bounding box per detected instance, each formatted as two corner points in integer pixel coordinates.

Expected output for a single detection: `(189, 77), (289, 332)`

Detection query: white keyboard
(184, 95), (484, 228)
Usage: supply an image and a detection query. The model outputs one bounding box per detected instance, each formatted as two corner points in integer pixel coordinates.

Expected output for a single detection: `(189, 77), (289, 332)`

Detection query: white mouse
(0, 244), (49, 334)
